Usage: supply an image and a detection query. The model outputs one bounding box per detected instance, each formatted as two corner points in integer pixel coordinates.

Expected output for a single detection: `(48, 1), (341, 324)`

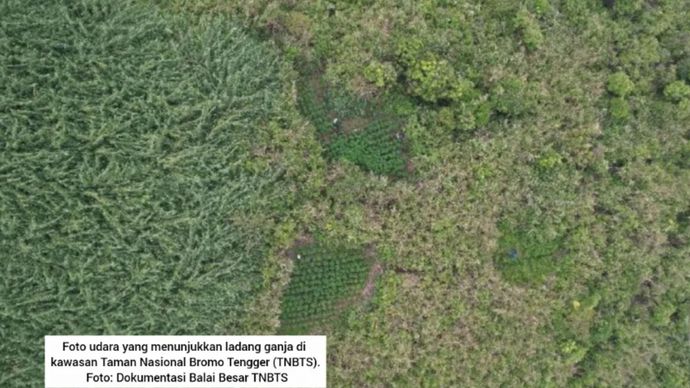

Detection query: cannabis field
(2, 0), (690, 386)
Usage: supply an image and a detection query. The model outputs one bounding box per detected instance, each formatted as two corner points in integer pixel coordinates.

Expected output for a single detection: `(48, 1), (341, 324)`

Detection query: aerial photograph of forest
(1, 0), (689, 386)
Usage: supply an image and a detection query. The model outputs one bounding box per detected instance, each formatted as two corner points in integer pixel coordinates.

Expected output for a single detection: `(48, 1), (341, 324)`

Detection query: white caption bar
(45, 336), (326, 388)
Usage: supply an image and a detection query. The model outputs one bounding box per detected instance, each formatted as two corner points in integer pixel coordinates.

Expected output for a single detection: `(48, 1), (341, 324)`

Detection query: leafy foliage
(0, 1), (308, 385)
(297, 73), (408, 177)
(363, 61), (397, 89)
(609, 97), (631, 121)
(491, 76), (537, 117)
(664, 80), (690, 101)
(404, 57), (475, 103)
(279, 242), (370, 334)
(515, 8), (544, 51)
(607, 72), (635, 97)
(7, 0), (690, 387)
(327, 119), (407, 177)
(178, 1), (690, 385)
(495, 217), (570, 285)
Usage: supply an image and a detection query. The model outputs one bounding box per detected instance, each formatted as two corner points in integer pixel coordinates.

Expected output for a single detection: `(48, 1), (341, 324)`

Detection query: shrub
(533, 0), (551, 15)
(607, 72), (635, 97)
(491, 77), (536, 117)
(405, 56), (474, 103)
(436, 107), (456, 133)
(282, 11), (312, 45)
(364, 61), (397, 89)
(664, 80), (690, 102)
(609, 97), (631, 121)
(678, 98), (690, 120)
(436, 98), (491, 134)
(395, 36), (424, 67)
(678, 58), (690, 82)
(495, 218), (570, 286)
(561, 340), (589, 364)
(537, 149), (563, 174)
(652, 301), (676, 327)
(515, 8), (544, 51)
(612, 0), (644, 17)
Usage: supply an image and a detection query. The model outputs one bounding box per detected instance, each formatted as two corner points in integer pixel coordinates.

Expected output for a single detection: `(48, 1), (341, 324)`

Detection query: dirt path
(361, 262), (383, 299)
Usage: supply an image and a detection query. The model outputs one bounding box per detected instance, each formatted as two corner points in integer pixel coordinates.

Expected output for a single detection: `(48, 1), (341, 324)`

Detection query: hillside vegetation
(182, 0), (689, 386)
(2, 0), (689, 386)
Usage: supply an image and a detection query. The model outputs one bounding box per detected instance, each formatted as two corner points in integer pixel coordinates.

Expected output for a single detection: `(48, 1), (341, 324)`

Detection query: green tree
(664, 80), (690, 102)
(515, 8), (544, 51)
(364, 61), (396, 89)
(607, 72), (635, 97)
(491, 77), (536, 117)
(405, 56), (474, 103)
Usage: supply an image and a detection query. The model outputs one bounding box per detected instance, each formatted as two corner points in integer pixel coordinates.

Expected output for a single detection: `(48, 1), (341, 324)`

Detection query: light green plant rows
(279, 241), (370, 334)
(297, 73), (408, 177)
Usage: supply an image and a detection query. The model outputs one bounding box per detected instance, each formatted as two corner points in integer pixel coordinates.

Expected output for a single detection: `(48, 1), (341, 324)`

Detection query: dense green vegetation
(211, 0), (689, 386)
(279, 240), (370, 334)
(2, 0), (689, 386)
(297, 73), (409, 177)
(0, 1), (319, 385)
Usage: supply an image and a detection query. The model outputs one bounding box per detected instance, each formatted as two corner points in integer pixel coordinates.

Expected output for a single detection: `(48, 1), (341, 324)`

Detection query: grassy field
(2, 0), (690, 387)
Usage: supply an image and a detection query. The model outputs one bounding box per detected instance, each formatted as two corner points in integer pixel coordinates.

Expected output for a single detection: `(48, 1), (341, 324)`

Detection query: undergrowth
(495, 218), (570, 286)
